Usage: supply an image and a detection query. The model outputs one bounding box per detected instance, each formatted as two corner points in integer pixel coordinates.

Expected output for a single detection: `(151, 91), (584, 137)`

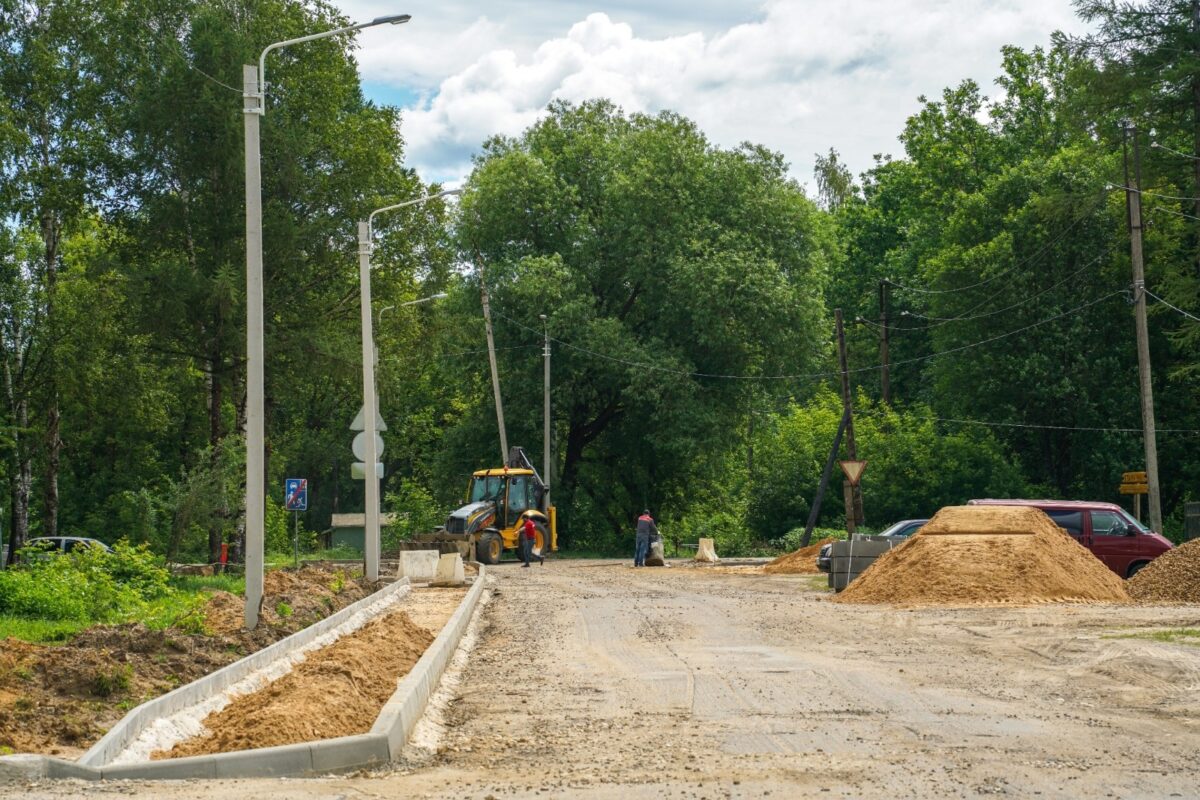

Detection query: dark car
(816, 519), (929, 573)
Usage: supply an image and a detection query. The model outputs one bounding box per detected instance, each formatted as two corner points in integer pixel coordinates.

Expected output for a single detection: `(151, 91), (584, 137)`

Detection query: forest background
(2, 0), (1198, 561)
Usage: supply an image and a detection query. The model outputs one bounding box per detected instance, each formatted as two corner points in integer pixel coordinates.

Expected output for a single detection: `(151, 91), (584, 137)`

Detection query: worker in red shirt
(520, 514), (544, 567)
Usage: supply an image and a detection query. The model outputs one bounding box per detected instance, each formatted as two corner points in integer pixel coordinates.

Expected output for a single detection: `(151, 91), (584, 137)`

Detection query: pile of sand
(158, 609), (434, 758)
(1128, 539), (1200, 603)
(834, 506), (1131, 606)
(763, 538), (834, 575)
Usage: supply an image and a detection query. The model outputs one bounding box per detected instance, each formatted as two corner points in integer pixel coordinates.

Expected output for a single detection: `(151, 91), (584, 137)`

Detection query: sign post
(1119, 471), (1148, 522)
(285, 478), (308, 568)
(837, 460), (867, 535)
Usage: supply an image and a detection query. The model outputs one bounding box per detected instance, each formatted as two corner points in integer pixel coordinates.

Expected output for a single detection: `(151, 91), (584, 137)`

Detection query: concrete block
(46, 758), (100, 780)
(694, 538), (719, 563)
(397, 550), (440, 582)
(212, 742), (312, 779)
(0, 754), (49, 780)
(309, 734), (390, 774)
(102, 755), (217, 780)
(430, 553), (465, 587)
(645, 540), (666, 567)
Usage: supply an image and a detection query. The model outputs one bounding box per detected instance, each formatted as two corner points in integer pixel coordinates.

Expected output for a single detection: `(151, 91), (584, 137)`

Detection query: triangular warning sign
(838, 459), (867, 486)
(349, 405), (388, 431)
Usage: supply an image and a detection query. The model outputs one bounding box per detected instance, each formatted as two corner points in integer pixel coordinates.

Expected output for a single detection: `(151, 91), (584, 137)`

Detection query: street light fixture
(358, 190), (460, 581)
(242, 12), (410, 630)
(377, 292), (448, 326)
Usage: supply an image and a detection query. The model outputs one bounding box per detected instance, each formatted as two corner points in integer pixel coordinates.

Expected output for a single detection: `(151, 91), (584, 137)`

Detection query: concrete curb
(0, 568), (486, 781)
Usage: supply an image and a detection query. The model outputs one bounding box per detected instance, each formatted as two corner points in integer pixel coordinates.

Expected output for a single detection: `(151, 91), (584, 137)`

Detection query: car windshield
(1124, 512), (1152, 533)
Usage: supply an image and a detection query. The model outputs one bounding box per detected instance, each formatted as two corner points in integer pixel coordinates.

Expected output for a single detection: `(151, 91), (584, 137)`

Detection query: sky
(334, 1), (1091, 188)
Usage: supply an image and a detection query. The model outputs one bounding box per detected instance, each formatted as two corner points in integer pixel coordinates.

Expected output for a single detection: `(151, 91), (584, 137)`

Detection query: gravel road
(10, 559), (1200, 799)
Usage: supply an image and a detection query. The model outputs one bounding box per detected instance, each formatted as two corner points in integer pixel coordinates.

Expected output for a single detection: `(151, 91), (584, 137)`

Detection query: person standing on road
(521, 514), (544, 568)
(635, 510), (657, 567)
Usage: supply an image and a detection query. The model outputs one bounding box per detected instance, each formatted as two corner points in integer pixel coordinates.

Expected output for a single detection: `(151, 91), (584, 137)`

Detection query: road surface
(10, 559), (1200, 798)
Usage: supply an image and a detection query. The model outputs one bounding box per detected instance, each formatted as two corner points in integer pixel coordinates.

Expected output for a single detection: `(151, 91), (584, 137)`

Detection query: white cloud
(337, 1), (1090, 185)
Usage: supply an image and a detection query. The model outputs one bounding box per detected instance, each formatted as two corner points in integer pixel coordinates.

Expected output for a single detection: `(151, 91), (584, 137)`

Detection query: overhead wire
(880, 192), (1108, 296)
(487, 288), (1125, 383)
(1145, 289), (1200, 323)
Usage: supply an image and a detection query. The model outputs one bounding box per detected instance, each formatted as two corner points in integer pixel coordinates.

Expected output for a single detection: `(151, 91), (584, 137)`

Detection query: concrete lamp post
(242, 12), (411, 630)
(358, 190), (460, 581)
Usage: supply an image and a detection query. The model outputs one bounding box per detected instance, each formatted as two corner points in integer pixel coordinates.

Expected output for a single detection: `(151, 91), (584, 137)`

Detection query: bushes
(0, 541), (171, 623)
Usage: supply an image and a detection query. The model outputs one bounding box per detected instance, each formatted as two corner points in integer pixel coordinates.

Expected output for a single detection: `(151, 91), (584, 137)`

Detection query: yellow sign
(1122, 471), (1147, 483)
(1119, 483), (1149, 495)
(839, 460), (867, 486)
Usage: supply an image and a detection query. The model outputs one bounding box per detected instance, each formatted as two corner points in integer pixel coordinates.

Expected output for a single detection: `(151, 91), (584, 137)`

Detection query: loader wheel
(476, 532), (503, 565)
(532, 522), (551, 558)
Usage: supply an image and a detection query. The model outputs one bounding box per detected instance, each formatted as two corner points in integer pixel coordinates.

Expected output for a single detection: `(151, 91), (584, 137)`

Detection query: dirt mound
(158, 610), (434, 758)
(0, 563), (376, 756)
(834, 505), (1131, 606)
(763, 538), (834, 575)
(1128, 538), (1200, 602)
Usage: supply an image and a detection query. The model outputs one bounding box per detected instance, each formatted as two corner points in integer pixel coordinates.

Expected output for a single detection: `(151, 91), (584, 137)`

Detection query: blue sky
(337, 1), (1090, 187)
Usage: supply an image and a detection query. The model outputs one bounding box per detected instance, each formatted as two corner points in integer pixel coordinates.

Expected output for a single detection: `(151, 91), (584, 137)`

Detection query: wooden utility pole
(1124, 125), (1163, 534)
(879, 280), (891, 404)
(835, 309), (864, 531)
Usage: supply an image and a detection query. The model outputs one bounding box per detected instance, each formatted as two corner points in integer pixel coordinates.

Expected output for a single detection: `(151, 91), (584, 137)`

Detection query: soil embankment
(762, 537), (833, 575)
(0, 564), (376, 756)
(157, 609), (434, 757)
(835, 505), (1131, 605)
(1129, 538), (1200, 602)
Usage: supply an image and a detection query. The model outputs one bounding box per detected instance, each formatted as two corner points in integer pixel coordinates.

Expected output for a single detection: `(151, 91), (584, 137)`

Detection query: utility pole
(540, 314), (551, 508)
(480, 273), (508, 464)
(1124, 125), (1163, 534)
(242, 63), (265, 629)
(835, 309), (864, 532)
(879, 280), (891, 405)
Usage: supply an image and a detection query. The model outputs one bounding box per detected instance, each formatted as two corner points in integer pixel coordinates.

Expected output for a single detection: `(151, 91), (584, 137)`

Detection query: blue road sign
(285, 478), (308, 511)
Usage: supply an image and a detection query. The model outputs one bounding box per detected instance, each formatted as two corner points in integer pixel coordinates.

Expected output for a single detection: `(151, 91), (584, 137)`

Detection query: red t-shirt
(522, 518), (537, 539)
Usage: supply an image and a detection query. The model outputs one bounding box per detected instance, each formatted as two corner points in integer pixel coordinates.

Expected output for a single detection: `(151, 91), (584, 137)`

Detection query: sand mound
(834, 506), (1130, 606)
(1128, 538), (1200, 603)
(763, 538), (834, 575)
(158, 609), (434, 758)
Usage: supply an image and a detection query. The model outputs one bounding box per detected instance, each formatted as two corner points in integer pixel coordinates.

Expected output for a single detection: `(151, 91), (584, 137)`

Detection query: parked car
(23, 536), (113, 556)
(816, 519), (929, 573)
(967, 499), (1172, 578)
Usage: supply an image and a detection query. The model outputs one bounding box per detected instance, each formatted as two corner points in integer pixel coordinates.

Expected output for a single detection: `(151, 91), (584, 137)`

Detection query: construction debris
(835, 505), (1131, 606)
(1128, 538), (1200, 603)
(694, 538), (719, 563)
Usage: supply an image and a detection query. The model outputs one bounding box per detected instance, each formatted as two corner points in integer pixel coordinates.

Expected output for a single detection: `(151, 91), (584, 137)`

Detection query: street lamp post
(359, 190), (459, 581)
(243, 12), (410, 629)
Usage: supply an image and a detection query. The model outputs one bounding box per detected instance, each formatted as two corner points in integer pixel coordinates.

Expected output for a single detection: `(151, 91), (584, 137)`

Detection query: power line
(1150, 141), (1200, 162)
(1145, 289), (1200, 323)
(857, 410), (1200, 436)
(489, 289), (1124, 383)
(883, 193), (1108, 296)
(1148, 204), (1200, 223)
(862, 251), (1108, 332)
(139, 18), (242, 94)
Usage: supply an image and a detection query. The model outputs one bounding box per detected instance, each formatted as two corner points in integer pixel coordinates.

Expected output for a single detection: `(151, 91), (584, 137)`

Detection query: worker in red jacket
(520, 515), (544, 567)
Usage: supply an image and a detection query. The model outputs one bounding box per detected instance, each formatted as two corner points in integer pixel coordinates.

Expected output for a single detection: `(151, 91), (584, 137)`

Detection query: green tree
(453, 101), (837, 549)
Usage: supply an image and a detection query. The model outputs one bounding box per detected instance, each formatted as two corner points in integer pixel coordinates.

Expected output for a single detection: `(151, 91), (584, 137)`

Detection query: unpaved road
(9, 560), (1200, 798)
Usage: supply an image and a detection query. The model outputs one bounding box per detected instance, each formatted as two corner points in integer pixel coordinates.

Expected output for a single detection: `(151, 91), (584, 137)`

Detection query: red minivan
(968, 499), (1173, 578)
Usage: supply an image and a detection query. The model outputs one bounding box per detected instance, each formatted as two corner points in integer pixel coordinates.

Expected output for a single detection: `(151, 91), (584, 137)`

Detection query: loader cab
(466, 469), (544, 528)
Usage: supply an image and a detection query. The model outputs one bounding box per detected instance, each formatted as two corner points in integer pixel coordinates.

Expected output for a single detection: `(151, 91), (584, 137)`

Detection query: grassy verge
(1107, 628), (1200, 645)
(0, 572), (249, 644)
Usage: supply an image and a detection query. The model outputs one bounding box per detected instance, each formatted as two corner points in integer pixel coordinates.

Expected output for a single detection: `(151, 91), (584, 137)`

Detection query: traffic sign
(838, 460), (867, 486)
(1122, 471), (1147, 483)
(1119, 483), (1149, 495)
(351, 462), (384, 480)
(352, 431), (385, 461)
(349, 405), (387, 431)
(284, 478), (307, 511)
